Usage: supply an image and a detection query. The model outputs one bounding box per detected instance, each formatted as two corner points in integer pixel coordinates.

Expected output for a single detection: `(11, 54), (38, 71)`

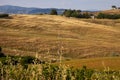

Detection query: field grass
(60, 57), (120, 70)
(99, 9), (120, 14)
(0, 14), (120, 79)
(94, 9), (120, 16)
(0, 14), (120, 60)
(81, 19), (120, 30)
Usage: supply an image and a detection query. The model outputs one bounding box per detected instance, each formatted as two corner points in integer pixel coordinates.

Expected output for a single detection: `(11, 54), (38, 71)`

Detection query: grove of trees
(50, 9), (58, 15)
(62, 9), (91, 18)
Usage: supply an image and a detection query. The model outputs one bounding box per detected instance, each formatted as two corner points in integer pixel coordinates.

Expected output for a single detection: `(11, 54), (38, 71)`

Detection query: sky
(0, 0), (120, 10)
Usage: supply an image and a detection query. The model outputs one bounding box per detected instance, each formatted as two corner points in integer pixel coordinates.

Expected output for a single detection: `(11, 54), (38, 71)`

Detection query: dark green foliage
(50, 9), (58, 15)
(97, 13), (120, 19)
(112, 5), (117, 9)
(42, 65), (95, 80)
(74, 66), (94, 80)
(42, 64), (59, 80)
(0, 14), (9, 18)
(0, 47), (1, 52)
(0, 56), (40, 65)
(0, 47), (6, 57)
(63, 9), (74, 17)
(62, 9), (91, 18)
(0, 61), (119, 80)
(66, 68), (73, 80)
(20, 56), (35, 65)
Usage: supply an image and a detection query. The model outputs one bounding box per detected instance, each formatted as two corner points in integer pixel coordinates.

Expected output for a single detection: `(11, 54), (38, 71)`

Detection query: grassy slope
(100, 9), (120, 14)
(81, 19), (120, 30)
(60, 57), (120, 70)
(94, 9), (120, 16)
(0, 15), (120, 60)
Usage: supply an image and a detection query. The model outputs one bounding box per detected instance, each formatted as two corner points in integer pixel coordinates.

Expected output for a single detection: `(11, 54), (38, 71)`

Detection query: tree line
(50, 9), (120, 19)
(97, 13), (120, 19)
(50, 9), (92, 18)
(0, 8), (120, 19)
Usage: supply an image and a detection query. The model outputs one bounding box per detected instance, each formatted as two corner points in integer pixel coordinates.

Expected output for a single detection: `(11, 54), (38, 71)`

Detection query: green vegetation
(112, 5), (117, 9)
(0, 47), (6, 57)
(0, 49), (120, 79)
(50, 9), (58, 15)
(0, 14), (9, 18)
(0, 55), (39, 65)
(97, 13), (120, 19)
(62, 9), (91, 18)
(0, 57), (120, 80)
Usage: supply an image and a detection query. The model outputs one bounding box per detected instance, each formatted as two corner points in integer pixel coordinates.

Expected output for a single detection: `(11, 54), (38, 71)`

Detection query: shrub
(0, 14), (9, 18)
(97, 13), (120, 19)
(20, 56), (35, 64)
(62, 9), (91, 18)
(50, 9), (58, 15)
(0, 47), (6, 57)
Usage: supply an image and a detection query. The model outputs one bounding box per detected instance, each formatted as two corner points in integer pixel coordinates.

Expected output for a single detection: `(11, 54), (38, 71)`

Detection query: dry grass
(0, 14), (120, 59)
(81, 19), (120, 29)
(100, 9), (120, 14)
(94, 9), (120, 16)
(61, 57), (120, 70)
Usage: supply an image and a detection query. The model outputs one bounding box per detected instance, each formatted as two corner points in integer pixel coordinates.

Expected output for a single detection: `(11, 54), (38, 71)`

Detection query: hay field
(0, 14), (120, 60)
(60, 57), (120, 70)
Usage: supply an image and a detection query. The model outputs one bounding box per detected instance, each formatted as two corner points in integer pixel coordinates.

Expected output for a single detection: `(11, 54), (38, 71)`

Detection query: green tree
(63, 9), (73, 17)
(62, 9), (91, 18)
(112, 5), (117, 9)
(50, 9), (58, 15)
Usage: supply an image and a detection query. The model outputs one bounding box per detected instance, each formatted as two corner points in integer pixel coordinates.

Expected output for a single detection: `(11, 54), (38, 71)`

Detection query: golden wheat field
(0, 14), (120, 63)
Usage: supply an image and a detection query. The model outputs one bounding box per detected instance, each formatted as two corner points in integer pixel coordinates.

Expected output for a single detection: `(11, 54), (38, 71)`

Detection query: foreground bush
(0, 57), (120, 80)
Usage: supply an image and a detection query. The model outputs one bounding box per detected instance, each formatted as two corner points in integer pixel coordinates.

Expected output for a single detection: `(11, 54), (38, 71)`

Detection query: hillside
(101, 9), (120, 14)
(95, 9), (120, 15)
(60, 57), (120, 70)
(82, 19), (120, 30)
(0, 15), (120, 60)
(0, 5), (64, 14)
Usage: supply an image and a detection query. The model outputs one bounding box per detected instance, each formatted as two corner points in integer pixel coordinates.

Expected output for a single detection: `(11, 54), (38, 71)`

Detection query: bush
(0, 55), (41, 65)
(0, 47), (6, 57)
(97, 13), (120, 19)
(0, 14), (9, 18)
(50, 9), (58, 15)
(20, 56), (35, 64)
(62, 9), (91, 18)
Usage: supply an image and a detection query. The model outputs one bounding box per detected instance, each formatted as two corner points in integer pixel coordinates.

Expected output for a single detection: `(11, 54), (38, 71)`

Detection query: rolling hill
(94, 9), (120, 16)
(0, 5), (64, 14)
(101, 9), (120, 14)
(0, 14), (120, 60)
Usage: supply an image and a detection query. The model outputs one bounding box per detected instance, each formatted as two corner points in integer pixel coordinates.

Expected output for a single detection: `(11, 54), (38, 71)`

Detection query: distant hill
(0, 5), (65, 14)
